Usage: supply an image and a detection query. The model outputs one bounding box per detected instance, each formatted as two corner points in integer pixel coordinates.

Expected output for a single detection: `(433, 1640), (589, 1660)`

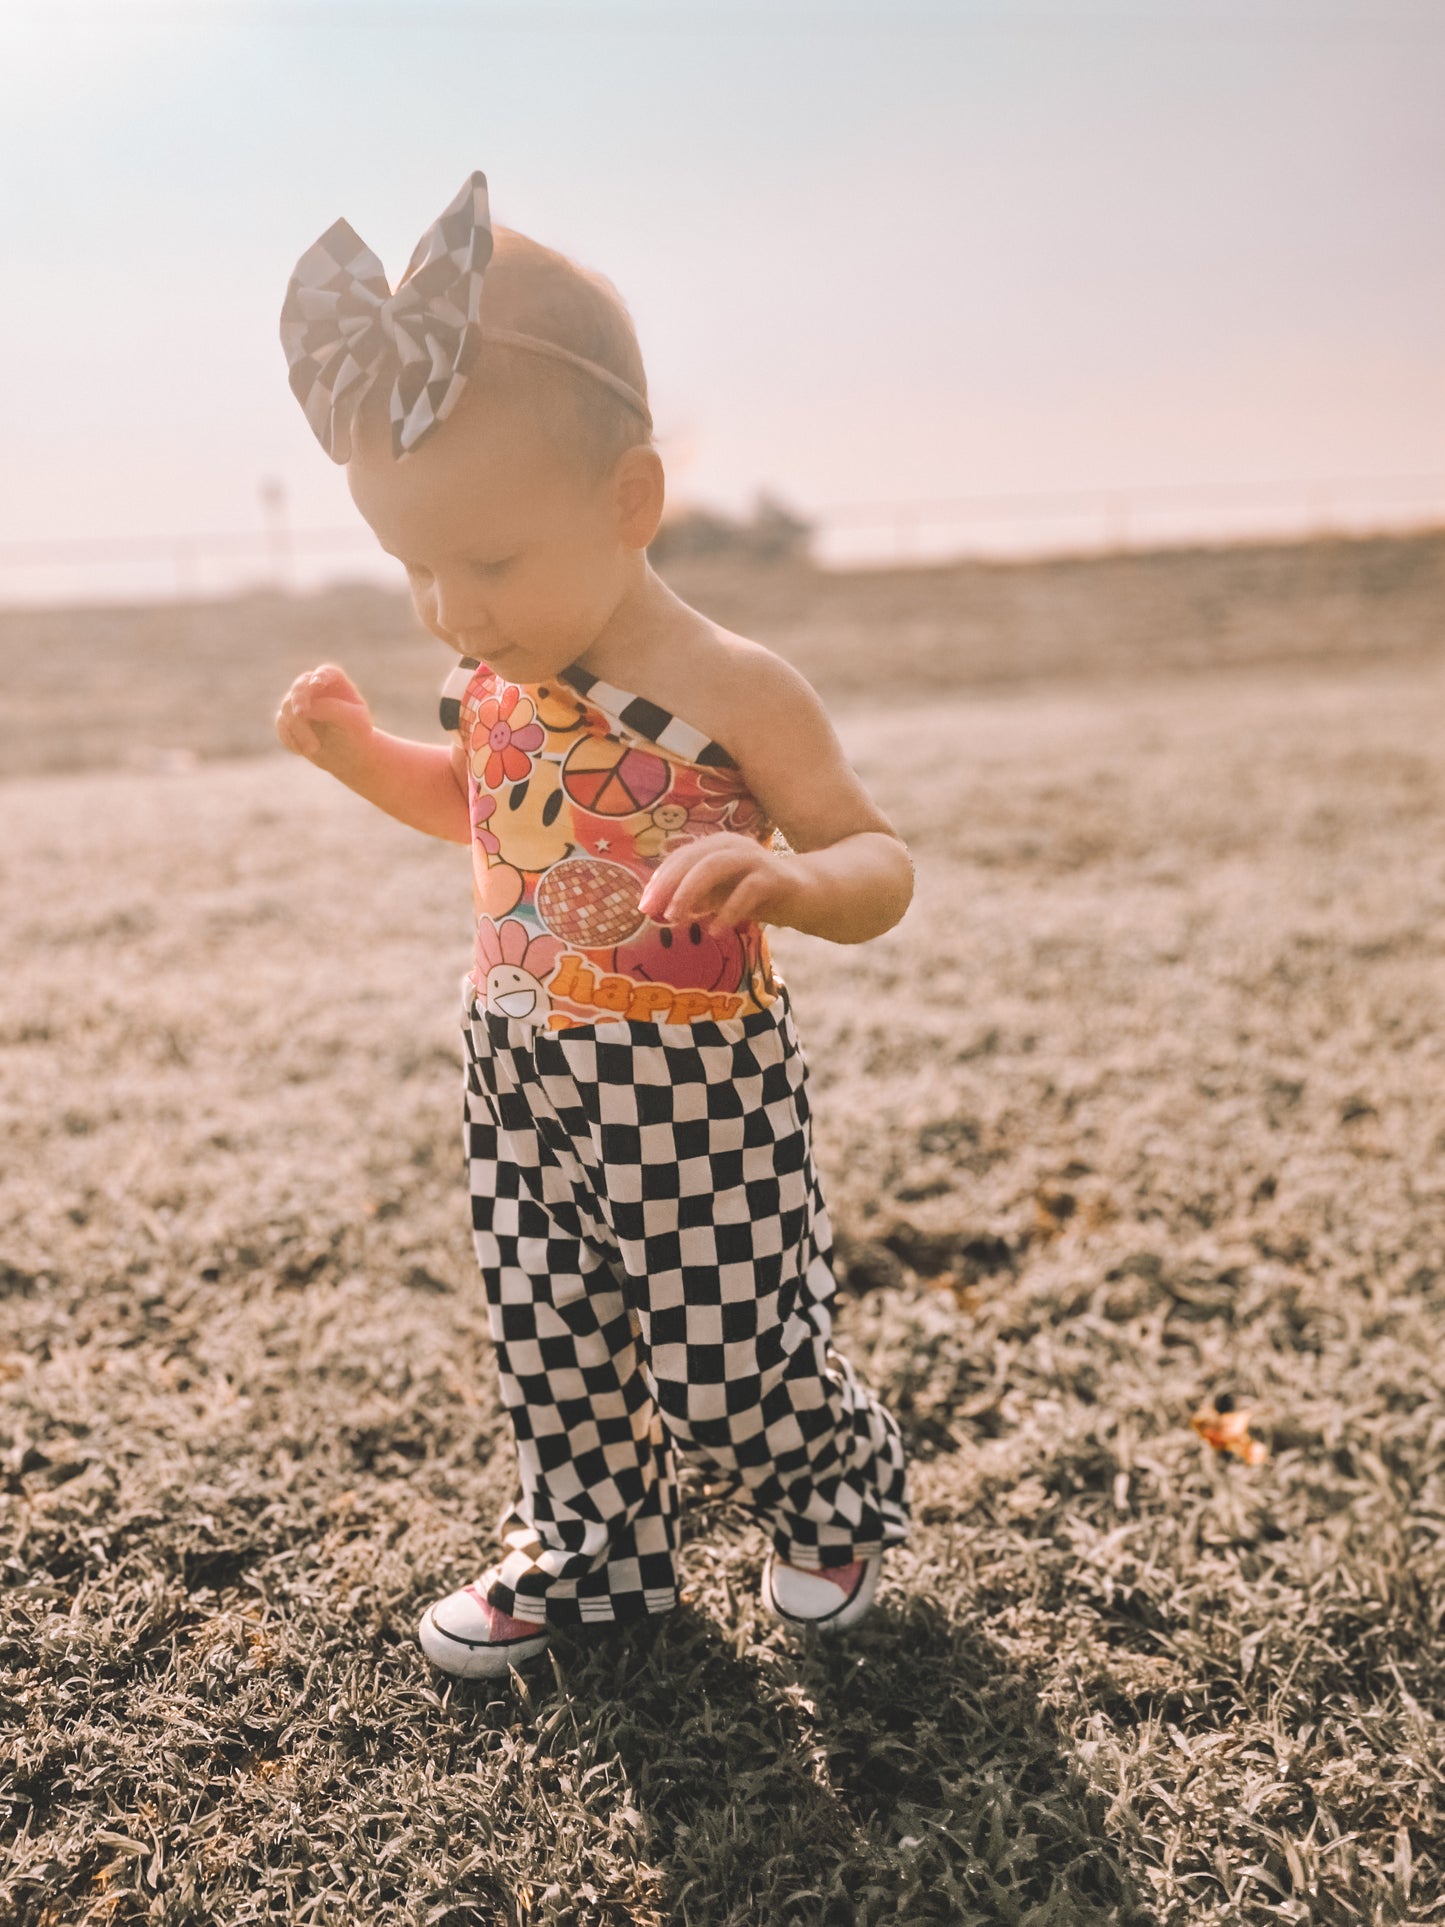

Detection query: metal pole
(260, 477), (293, 591)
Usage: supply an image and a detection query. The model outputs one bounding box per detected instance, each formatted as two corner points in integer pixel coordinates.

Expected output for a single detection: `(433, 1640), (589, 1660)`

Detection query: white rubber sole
(761, 1550), (883, 1631)
(417, 1598), (553, 1680)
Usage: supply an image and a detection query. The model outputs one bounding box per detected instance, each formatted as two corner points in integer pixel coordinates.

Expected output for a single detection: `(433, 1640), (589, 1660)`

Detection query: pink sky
(2, 1), (1442, 601)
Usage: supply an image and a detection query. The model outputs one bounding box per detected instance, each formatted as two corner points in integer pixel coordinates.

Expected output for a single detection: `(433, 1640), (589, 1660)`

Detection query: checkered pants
(458, 980), (910, 1627)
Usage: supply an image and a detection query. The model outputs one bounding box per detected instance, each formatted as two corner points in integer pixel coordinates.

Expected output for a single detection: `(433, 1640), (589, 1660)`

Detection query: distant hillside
(1, 530), (1440, 778)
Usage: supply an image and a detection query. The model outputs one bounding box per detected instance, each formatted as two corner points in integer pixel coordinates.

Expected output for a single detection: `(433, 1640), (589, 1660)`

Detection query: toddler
(275, 173), (912, 1677)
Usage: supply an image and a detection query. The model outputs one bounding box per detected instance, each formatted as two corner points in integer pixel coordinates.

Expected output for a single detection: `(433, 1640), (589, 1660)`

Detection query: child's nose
(430, 575), (490, 637)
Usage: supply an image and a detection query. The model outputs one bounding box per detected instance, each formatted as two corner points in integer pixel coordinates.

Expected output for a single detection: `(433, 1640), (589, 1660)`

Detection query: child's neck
(569, 557), (706, 687)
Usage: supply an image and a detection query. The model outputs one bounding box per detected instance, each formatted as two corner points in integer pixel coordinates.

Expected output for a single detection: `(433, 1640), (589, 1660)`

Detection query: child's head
(345, 226), (666, 681)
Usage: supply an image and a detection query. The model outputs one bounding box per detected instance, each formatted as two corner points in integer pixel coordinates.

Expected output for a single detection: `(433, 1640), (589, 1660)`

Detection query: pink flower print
(470, 790), (500, 856)
(474, 917), (564, 1026)
(474, 685), (545, 788)
(726, 792), (770, 837)
(697, 766), (747, 803)
(696, 766), (771, 839)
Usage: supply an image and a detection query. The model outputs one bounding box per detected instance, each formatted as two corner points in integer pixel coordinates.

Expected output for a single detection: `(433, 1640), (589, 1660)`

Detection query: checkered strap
(280, 172), (491, 464)
(439, 656), (484, 735)
(438, 655), (738, 770)
(560, 664), (737, 768)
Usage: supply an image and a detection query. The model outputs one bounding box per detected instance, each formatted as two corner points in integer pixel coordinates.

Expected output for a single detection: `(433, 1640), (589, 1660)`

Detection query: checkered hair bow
(279, 171), (492, 463)
(280, 170), (653, 464)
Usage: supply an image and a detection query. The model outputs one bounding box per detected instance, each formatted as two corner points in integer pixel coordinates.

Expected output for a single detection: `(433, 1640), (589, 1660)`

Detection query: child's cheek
(410, 585), (446, 642)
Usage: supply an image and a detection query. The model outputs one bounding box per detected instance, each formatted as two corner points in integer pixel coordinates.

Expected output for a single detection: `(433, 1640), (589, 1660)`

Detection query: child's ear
(612, 445), (665, 552)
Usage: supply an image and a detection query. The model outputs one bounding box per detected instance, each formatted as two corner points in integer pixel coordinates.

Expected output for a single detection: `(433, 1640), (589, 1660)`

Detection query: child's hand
(638, 832), (805, 932)
(275, 664), (374, 771)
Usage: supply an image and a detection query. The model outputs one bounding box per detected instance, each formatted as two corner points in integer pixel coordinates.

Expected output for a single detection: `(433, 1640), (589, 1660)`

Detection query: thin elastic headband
(479, 327), (651, 425)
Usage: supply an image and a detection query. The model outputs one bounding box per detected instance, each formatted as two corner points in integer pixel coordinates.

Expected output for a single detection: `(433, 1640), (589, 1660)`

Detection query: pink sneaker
(418, 1569), (552, 1678)
(761, 1550), (883, 1631)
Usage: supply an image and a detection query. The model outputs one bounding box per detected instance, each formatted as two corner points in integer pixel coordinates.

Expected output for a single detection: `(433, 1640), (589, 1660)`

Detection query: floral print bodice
(440, 656), (783, 1030)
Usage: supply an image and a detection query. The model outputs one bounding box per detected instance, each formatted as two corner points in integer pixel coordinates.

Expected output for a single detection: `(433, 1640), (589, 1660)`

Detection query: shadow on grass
(445, 1580), (1154, 1927)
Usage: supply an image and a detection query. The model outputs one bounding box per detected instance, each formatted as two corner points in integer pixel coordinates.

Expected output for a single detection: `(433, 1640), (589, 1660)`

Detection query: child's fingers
(281, 711), (320, 757)
(637, 845), (695, 918)
(288, 664), (365, 715)
(304, 693), (370, 727)
(308, 661), (360, 696)
(643, 850), (723, 922)
(275, 705), (320, 757)
(640, 835), (751, 920)
(708, 871), (775, 930)
(655, 847), (752, 925)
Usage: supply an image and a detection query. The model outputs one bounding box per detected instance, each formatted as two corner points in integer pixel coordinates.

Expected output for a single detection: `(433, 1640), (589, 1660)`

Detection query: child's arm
(637, 652), (913, 945)
(275, 663), (471, 845)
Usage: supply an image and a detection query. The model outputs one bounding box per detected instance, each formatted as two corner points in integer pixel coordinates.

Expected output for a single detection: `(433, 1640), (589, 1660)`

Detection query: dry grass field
(3, 535), (1445, 1925)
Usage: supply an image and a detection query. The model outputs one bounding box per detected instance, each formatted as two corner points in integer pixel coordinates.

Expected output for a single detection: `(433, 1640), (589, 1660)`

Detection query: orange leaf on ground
(1191, 1395), (1269, 1465)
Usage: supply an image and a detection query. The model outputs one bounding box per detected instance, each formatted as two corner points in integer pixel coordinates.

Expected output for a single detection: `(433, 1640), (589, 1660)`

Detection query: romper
(439, 653), (910, 1627)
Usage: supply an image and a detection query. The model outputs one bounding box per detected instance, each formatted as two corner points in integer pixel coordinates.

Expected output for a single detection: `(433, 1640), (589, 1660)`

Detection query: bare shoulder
(674, 623), (832, 759)
(673, 620), (898, 852)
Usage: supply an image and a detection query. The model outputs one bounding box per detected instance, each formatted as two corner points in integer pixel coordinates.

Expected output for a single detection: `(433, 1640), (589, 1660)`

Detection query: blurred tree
(649, 489), (813, 566)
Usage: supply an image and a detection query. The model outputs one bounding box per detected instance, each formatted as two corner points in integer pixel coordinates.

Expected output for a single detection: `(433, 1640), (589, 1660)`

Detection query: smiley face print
(634, 800), (698, 859)
(613, 916), (746, 993)
(475, 918), (563, 1024)
(490, 760), (573, 873)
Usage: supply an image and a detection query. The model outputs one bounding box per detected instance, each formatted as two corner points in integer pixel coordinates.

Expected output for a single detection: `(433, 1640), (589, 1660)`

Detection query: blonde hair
(357, 226), (653, 486)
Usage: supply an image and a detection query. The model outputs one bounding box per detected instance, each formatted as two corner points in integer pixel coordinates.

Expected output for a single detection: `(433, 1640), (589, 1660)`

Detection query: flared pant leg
(462, 1018), (680, 1626)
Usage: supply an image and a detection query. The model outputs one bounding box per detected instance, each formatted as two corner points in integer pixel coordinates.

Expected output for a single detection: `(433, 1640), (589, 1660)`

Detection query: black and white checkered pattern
(560, 665), (738, 768)
(438, 654), (737, 769)
(439, 655), (483, 735)
(280, 172), (491, 463)
(458, 980), (909, 1627)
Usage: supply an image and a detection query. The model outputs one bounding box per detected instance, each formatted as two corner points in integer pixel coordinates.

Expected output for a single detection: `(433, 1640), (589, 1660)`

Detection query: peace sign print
(561, 737), (671, 817)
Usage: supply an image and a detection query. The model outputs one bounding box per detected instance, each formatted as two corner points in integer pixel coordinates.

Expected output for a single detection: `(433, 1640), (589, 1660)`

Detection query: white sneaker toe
(418, 1576), (552, 1679)
(762, 1551), (882, 1631)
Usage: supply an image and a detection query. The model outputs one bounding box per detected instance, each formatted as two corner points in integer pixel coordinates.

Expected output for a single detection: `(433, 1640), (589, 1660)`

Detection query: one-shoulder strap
(559, 663), (737, 769)
(440, 654), (740, 771)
